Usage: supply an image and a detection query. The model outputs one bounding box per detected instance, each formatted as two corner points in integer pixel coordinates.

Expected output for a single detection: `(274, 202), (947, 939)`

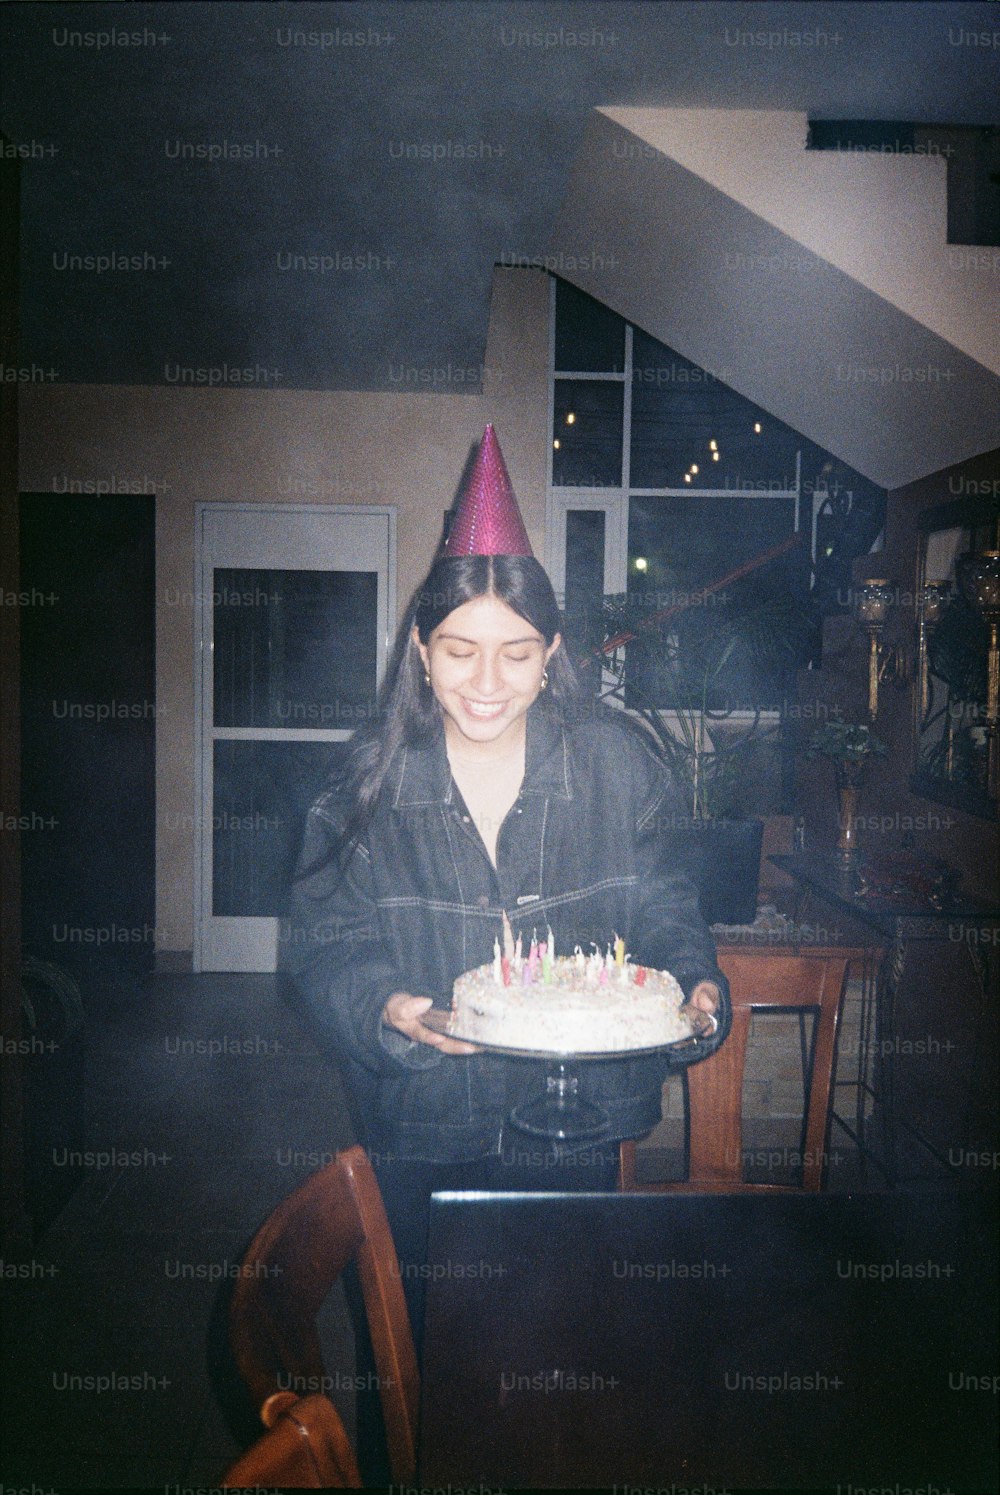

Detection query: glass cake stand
(421, 1009), (707, 1142)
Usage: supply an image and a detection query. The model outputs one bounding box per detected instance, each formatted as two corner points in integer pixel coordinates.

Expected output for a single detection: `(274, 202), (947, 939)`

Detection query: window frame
(545, 274), (808, 721)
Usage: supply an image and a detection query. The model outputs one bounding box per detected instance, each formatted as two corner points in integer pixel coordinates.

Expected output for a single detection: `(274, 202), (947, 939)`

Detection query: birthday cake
(450, 934), (694, 1054)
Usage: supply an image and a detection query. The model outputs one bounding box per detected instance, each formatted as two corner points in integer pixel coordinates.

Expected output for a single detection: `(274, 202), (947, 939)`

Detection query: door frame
(192, 502), (396, 972)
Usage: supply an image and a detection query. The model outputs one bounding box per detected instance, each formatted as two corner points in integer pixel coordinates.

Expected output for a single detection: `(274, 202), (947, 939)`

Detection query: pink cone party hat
(443, 424), (534, 557)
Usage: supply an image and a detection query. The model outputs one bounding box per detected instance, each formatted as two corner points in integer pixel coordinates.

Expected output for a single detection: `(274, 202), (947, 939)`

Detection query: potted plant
(806, 721), (887, 862)
(581, 587), (814, 924)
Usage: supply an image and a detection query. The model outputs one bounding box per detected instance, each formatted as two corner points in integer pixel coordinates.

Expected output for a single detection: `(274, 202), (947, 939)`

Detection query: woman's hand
(382, 992), (480, 1056)
(681, 979), (722, 1038)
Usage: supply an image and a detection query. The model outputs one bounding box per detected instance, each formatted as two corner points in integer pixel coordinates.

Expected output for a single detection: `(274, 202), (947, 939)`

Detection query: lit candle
(492, 938), (502, 984)
(614, 935), (625, 967)
(501, 956), (511, 987)
(547, 924), (555, 961)
(522, 962), (532, 986)
(574, 944), (585, 972)
(599, 964), (609, 985)
(635, 966), (647, 986)
(514, 933), (523, 966)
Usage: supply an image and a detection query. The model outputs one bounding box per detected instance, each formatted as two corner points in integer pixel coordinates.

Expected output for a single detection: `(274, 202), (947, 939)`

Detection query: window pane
(553, 380), (623, 487)
(625, 496), (806, 710)
(212, 740), (350, 917)
(213, 568), (378, 729)
(563, 510), (606, 687)
(554, 278), (626, 372)
(630, 331), (800, 491)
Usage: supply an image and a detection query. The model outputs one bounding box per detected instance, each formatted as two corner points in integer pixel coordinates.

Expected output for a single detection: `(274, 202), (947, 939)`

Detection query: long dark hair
(322, 553), (585, 862)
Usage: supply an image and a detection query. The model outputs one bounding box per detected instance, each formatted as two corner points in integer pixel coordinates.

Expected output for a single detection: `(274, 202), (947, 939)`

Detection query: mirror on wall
(911, 498), (999, 821)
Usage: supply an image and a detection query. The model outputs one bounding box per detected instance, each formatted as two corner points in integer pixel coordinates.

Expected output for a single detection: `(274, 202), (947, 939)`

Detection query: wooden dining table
(419, 1185), (998, 1491)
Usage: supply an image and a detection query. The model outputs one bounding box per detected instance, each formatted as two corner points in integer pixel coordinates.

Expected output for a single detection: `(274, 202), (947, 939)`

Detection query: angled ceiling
(1, 1), (997, 393)
(548, 107), (1000, 489)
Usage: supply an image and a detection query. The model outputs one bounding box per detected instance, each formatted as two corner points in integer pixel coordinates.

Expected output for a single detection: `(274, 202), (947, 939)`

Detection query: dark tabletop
(770, 851), (1000, 941)
(420, 1187), (999, 1491)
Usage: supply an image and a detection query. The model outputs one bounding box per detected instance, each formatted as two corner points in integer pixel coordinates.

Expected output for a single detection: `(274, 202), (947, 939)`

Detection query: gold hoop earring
(540, 670), (549, 691)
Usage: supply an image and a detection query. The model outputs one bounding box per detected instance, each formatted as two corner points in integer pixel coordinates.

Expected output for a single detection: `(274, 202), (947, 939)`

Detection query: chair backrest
(229, 1144), (419, 1483)
(221, 1391), (362, 1487)
(620, 946), (865, 1192)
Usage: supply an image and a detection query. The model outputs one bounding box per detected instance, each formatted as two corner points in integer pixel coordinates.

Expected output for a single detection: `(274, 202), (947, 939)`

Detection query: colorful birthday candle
(546, 924), (555, 960)
(492, 937), (502, 984)
(501, 955), (511, 986)
(614, 934), (625, 967)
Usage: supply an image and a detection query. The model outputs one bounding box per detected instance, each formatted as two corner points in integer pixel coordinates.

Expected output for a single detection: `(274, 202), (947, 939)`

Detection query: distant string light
(566, 412), (576, 425)
(553, 439), (561, 450)
(634, 557), (648, 572)
(753, 422), (762, 434)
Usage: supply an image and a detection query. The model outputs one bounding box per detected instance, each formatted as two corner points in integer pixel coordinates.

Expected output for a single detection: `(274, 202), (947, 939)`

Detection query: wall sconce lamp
(955, 549), (1000, 800)
(853, 579), (906, 721)
(916, 580), (951, 723)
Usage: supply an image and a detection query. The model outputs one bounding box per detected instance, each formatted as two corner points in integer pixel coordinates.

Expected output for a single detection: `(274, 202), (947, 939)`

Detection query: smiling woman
(281, 426), (730, 1351)
(416, 595), (559, 750)
(416, 590), (558, 866)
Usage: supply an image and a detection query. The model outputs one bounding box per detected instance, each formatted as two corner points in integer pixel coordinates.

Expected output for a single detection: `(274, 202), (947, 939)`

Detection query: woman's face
(415, 594), (560, 754)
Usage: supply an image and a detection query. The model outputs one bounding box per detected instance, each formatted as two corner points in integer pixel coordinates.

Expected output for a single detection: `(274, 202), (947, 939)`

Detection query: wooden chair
(230, 1143), (419, 1483)
(619, 946), (865, 1193)
(221, 1391), (361, 1487)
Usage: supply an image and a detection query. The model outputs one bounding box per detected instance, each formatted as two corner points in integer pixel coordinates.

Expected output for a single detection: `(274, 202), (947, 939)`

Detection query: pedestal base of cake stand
(508, 1061), (610, 1141)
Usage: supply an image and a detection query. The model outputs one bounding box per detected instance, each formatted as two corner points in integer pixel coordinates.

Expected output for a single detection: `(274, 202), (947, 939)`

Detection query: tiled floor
(4, 966), (903, 1487)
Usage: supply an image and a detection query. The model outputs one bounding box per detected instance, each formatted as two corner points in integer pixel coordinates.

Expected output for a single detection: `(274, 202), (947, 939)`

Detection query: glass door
(194, 504), (395, 971)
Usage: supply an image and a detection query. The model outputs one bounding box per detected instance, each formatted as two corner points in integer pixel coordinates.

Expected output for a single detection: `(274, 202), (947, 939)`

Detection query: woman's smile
(414, 594), (560, 757)
(460, 697), (509, 718)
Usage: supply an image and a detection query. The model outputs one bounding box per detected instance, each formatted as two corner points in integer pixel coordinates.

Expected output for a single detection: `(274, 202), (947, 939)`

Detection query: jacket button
(477, 896), (490, 909)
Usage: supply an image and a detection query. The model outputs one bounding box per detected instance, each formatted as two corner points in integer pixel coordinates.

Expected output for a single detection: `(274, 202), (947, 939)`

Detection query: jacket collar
(391, 701), (573, 808)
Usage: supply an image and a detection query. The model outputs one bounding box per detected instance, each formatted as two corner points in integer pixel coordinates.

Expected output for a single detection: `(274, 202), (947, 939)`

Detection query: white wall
(18, 268), (551, 957)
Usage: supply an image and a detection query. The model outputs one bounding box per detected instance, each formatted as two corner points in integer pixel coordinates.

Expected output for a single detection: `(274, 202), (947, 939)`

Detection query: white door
(193, 503), (395, 971)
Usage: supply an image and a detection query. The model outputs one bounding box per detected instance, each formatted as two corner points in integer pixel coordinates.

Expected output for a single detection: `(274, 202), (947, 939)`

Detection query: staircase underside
(549, 108), (1000, 491)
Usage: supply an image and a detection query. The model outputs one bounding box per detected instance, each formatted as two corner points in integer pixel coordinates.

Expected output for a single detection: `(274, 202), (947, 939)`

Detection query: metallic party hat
(443, 425), (534, 557)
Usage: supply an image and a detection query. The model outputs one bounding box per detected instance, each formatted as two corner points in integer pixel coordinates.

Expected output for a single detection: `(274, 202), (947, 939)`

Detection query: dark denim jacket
(281, 700), (731, 1163)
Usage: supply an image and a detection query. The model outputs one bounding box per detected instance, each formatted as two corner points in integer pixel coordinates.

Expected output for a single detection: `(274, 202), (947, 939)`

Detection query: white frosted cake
(450, 936), (694, 1054)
